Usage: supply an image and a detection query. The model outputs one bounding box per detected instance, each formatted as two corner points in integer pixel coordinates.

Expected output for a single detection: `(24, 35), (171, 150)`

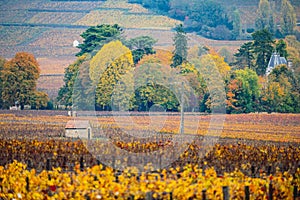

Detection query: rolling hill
(0, 0), (299, 100)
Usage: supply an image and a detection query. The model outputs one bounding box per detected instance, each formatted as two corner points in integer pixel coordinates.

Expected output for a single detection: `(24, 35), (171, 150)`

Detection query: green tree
(285, 35), (300, 83)
(133, 64), (180, 111)
(218, 47), (234, 64)
(231, 9), (241, 39)
(0, 56), (6, 109)
(76, 24), (123, 57)
(30, 91), (50, 109)
(255, 0), (275, 34)
(134, 50), (181, 111)
(276, 39), (288, 58)
(171, 24), (188, 68)
(226, 68), (260, 113)
(187, 0), (231, 31)
(1, 52), (46, 109)
(234, 42), (254, 69)
(57, 55), (87, 107)
(261, 64), (300, 113)
(90, 40), (134, 110)
(124, 36), (157, 64)
(192, 52), (230, 113)
(280, 0), (297, 36)
(145, 0), (170, 12)
(72, 59), (95, 111)
(252, 29), (275, 76)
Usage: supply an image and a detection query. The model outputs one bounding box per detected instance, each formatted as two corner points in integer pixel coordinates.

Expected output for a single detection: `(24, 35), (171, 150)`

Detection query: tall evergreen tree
(276, 39), (288, 58)
(252, 29), (275, 76)
(171, 24), (188, 68)
(280, 0), (297, 36)
(231, 9), (241, 39)
(124, 36), (157, 64)
(234, 42), (255, 69)
(76, 24), (123, 57)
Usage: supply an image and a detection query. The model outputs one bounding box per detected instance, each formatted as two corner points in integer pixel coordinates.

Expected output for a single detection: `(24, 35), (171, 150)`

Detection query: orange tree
(1, 52), (49, 109)
(0, 56), (7, 109)
(226, 68), (260, 113)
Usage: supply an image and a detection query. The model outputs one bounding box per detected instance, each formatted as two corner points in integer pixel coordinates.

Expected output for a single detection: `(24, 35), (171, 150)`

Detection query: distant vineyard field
(37, 57), (75, 74)
(29, 29), (83, 49)
(0, 10), (35, 23)
(75, 10), (180, 29)
(100, 0), (150, 13)
(0, 26), (44, 47)
(28, 12), (86, 24)
(21, 1), (104, 11)
(37, 75), (65, 99)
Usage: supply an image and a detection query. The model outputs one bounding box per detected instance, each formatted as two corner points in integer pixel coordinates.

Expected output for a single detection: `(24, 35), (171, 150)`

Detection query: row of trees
(58, 24), (158, 110)
(129, 0), (298, 40)
(0, 53), (49, 110)
(57, 23), (300, 113)
(1, 23), (298, 113)
(234, 29), (287, 76)
(255, 0), (297, 38)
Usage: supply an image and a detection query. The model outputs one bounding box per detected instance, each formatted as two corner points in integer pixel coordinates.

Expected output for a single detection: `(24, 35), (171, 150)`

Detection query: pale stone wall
(65, 128), (92, 139)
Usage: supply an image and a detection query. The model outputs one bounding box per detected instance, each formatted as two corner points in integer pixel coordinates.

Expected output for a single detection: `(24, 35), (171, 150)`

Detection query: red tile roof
(65, 120), (90, 129)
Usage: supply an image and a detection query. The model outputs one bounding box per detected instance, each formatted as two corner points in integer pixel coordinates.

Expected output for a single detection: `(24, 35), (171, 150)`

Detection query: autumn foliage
(1, 52), (49, 109)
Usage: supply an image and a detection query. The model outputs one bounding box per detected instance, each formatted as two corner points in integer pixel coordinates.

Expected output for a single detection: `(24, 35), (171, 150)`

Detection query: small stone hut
(65, 120), (92, 139)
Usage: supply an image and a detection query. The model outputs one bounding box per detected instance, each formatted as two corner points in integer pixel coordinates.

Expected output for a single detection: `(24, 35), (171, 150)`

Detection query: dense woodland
(129, 0), (299, 40)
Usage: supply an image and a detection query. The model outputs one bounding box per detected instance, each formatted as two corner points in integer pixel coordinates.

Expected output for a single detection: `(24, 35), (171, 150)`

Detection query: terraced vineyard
(28, 12), (86, 25)
(75, 10), (180, 29)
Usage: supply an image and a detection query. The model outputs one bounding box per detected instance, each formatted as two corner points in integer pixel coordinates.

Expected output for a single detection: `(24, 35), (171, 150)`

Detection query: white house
(65, 120), (92, 139)
(73, 40), (79, 47)
(266, 52), (289, 76)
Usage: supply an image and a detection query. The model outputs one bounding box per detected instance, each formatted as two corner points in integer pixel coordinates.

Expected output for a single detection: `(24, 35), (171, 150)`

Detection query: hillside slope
(1, 0), (298, 100)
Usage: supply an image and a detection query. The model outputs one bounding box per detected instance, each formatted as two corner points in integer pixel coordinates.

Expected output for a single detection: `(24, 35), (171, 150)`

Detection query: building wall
(65, 128), (92, 139)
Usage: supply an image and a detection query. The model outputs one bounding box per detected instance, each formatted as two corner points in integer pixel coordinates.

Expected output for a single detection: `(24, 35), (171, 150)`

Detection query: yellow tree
(31, 91), (49, 109)
(262, 64), (299, 113)
(190, 51), (230, 112)
(90, 40), (134, 110)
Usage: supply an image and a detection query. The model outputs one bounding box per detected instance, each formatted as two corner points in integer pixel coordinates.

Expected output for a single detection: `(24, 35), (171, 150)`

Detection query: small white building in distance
(65, 120), (92, 139)
(73, 40), (79, 47)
